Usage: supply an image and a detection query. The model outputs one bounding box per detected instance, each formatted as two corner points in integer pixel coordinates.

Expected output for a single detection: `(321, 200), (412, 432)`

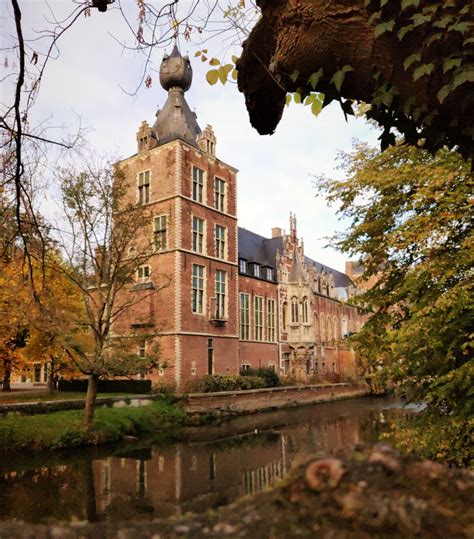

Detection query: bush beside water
(185, 367), (282, 393)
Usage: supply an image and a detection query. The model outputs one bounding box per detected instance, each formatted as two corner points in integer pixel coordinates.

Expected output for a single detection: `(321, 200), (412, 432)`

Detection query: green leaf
(412, 63), (433, 81)
(209, 58), (220, 66)
(401, 0), (420, 9)
(311, 98), (323, 116)
(293, 92), (302, 104)
(331, 65), (353, 92)
(290, 69), (300, 83)
(367, 12), (381, 25)
(426, 33), (443, 47)
(231, 55), (239, 64)
(374, 20), (395, 38)
(412, 13), (430, 26)
(403, 53), (421, 71)
(304, 95), (315, 106)
(231, 68), (238, 80)
(448, 21), (471, 35)
(433, 16), (451, 29)
(443, 58), (461, 74)
(206, 69), (219, 85)
(285, 94), (292, 107)
(194, 51), (201, 57)
(450, 67), (474, 92)
(218, 64), (233, 84)
(380, 0), (388, 7)
(398, 24), (414, 40)
(307, 68), (323, 90)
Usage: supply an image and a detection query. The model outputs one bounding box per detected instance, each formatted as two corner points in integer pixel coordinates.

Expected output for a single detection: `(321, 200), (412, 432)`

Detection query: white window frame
(153, 215), (167, 251)
(214, 177), (226, 212)
(138, 170), (150, 205)
(239, 259), (247, 273)
(137, 265), (151, 283)
(192, 166), (204, 203)
(215, 224), (226, 260)
(215, 270), (226, 319)
(239, 293), (250, 340)
(192, 264), (205, 314)
(267, 298), (276, 342)
(192, 216), (205, 253)
(254, 295), (264, 341)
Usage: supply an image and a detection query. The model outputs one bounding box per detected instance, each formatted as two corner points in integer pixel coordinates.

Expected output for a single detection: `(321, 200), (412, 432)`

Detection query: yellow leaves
(199, 52), (239, 86)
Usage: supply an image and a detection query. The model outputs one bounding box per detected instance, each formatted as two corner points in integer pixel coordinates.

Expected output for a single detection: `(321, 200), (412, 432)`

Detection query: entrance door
(207, 339), (214, 374)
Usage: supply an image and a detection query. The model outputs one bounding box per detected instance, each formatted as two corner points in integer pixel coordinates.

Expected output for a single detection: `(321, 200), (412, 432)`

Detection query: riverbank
(0, 383), (369, 453)
(1, 444), (472, 538)
(0, 397), (186, 452)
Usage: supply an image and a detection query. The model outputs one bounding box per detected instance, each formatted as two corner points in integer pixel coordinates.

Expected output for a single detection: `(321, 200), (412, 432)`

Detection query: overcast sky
(5, 1), (381, 272)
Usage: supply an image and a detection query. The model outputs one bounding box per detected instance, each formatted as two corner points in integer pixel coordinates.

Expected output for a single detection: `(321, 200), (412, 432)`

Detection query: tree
(316, 143), (473, 464)
(56, 161), (170, 430)
(237, 0), (474, 158)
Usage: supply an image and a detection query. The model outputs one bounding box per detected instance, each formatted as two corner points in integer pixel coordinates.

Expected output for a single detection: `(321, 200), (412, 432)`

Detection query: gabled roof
(237, 227), (353, 288)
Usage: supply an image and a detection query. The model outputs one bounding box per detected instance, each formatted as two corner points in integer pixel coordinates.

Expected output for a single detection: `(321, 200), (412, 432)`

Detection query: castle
(114, 46), (365, 389)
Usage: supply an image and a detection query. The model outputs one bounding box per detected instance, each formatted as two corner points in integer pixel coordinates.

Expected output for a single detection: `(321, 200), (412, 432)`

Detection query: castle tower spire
(151, 45), (202, 148)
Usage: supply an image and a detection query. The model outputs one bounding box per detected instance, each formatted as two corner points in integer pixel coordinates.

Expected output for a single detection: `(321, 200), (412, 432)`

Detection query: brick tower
(115, 46), (239, 389)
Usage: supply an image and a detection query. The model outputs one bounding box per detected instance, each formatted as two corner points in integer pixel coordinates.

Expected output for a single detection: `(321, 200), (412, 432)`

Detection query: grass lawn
(0, 390), (134, 404)
(0, 397), (186, 452)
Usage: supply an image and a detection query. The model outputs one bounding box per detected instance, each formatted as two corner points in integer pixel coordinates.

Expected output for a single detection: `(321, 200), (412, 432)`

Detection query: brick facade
(113, 47), (365, 389)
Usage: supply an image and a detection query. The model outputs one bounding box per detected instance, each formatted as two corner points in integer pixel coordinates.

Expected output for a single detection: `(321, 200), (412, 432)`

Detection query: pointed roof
(152, 46), (202, 148)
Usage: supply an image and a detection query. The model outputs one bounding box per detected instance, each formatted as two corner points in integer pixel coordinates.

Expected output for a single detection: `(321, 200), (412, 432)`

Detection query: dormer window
(239, 259), (247, 273)
(266, 267), (273, 281)
(253, 264), (260, 278)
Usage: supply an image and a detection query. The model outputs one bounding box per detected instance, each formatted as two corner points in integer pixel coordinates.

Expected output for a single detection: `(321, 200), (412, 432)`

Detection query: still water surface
(0, 397), (410, 524)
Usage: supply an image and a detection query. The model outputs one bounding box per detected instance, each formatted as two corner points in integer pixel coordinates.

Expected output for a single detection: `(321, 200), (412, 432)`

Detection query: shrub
(239, 367), (281, 388)
(185, 374), (266, 393)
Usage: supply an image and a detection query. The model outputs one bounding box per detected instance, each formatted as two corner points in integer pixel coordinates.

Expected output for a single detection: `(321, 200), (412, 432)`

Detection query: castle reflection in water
(0, 398), (402, 523)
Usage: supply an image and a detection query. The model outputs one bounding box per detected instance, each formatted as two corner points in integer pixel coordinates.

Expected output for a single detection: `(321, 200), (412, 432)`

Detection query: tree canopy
(317, 143), (473, 464)
(237, 0), (474, 158)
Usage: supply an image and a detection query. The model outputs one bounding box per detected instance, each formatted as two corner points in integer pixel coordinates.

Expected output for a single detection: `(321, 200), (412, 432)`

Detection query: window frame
(215, 270), (227, 319)
(214, 177), (226, 212)
(291, 297), (299, 324)
(239, 259), (247, 273)
(239, 292), (250, 340)
(153, 215), (167, 251)
(267, 298), (276, 342)
(254, 295), (264, 341)
(192, 166), (204, 203)
(137, 265), (151, 283)
(215, 224), (226, 260)
(192, 215), (205, 254)
(138, 170), (150, 205)
(192, 264), (205, 314)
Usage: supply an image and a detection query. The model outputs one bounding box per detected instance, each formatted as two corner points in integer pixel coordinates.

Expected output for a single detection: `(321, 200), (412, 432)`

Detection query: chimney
(272, 227), (282, 238)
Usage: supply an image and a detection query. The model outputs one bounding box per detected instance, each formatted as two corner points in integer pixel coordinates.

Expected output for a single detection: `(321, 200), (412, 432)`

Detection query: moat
(0, 397), (411, 524)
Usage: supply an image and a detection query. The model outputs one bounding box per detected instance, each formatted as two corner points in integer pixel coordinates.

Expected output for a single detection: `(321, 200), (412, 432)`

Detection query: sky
(5, 1), (381, 272)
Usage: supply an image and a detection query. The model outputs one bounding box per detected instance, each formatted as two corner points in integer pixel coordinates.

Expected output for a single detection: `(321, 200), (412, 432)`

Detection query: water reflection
(0, 397), (408, 524)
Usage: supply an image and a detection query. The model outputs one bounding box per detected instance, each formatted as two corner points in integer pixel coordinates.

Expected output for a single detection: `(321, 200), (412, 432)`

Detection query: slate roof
(237, 227), (353, 288)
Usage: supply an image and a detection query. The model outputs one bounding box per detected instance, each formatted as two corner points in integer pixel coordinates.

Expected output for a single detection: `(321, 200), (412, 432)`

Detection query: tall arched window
(291, 297), (299, 323)
(314, 313), (319, 338)
(282, 301), (288, 330)
(333, 316), (338, 341)
(327, 318), (332, 344)
(301, 297), (309, 324)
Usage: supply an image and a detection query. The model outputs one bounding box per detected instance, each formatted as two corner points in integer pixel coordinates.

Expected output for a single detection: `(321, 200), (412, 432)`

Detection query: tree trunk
(47, 356), (55, 393)
(84, 374), (99, 432)
(2, 359), (11, 392)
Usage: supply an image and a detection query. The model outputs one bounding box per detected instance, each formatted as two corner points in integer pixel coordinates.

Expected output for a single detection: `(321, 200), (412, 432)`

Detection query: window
(302, 297), (309, 323)
(239, 259), (247, 273)
(192, 166), (204, 203)
(215, 225), (226, 259)
(215, 270), (226, 319)
(239, 293), (250, 340)
(138, 342), (146, 359)
(253, 264), (260, 278)
(192, 264), (204, 314)
(266, 267), (273, 281)
(281, 267), (288, 282)
(291, 297), (299, 323)
(254, 296), (264, 341)
(153, 215), (167, 251)
(320, 314), (326, 342)
(267, 299), (276, 342)
(192, 216), (204, 253)
(138, 171), (150, 205)
(137, 265), (150, 282)
(282, 301), (287, 330)
(214, 177), (225, 211)
(240, 363), (251, 373)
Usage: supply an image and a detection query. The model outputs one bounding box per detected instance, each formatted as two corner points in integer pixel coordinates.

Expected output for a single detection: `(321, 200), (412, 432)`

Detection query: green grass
(0, 397), (187, 452)
(0, 390), (132, 404)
